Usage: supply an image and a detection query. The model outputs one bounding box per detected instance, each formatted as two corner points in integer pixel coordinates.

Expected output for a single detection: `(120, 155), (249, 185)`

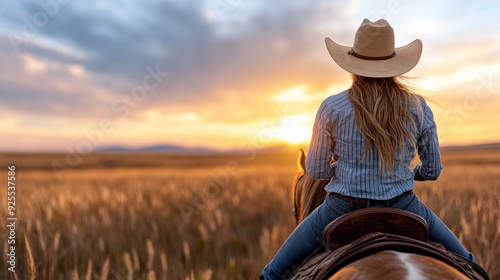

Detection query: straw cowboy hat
(325, 18), (422, 78)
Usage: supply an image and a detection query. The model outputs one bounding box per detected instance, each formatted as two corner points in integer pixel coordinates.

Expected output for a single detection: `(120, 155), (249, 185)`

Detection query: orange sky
(0, 1), (499, 152)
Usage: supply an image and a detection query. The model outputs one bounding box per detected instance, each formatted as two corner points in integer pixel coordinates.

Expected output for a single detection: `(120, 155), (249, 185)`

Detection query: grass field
(0, 148), (499, 279)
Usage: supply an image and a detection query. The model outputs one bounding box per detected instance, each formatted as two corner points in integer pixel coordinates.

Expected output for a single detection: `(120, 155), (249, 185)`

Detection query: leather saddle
(322, 207), (429, 250)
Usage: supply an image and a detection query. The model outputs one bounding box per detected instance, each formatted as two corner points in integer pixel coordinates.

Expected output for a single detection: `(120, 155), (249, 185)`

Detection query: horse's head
(292, 149), (329, 225)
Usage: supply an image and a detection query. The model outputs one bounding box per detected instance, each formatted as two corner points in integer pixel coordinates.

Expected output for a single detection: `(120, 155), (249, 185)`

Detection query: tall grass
(0, 151), (498, 279)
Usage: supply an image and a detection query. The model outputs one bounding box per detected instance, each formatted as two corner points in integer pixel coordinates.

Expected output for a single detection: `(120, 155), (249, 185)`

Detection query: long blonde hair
(348, 75), (423, 173)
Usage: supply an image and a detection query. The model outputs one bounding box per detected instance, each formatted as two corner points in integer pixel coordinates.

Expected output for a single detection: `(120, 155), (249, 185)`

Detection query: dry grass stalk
(202, 269), (213, 280)
(70, 268), (80, 280)
(53, 231), (61, 252)
(160, 250), (168, 275)
(146, 239), (155, 271)
(184, 271), (195, 280)
(147, 270), (157, 280)
(132, 248), (140, 272)
(100, 257), (110, 280)
(183, 241), (191, 264)
(98, 238), (105, 253)
(123, 252), (134, 280)
(85, 259), (92, 280)
(38, 233), (47, 258)
(24, 236), (36, 280)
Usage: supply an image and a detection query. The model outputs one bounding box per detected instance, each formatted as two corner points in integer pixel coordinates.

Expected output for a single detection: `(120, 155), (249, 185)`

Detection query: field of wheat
(0, 149), (499, 279)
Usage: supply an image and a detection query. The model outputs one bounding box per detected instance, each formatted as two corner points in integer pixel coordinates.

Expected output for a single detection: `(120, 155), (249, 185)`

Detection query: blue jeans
(262, 192), (475, 279)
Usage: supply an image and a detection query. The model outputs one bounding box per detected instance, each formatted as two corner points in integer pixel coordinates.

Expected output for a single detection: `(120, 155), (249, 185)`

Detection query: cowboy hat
(325, 19), (422, 78)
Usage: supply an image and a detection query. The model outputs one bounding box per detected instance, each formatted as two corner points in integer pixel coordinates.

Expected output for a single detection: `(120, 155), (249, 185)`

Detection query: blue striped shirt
(305, 90), (442, 200)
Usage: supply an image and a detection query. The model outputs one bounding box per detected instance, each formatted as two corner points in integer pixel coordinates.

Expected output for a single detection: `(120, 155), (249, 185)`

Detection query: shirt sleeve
(413, 102), (443, 181)
(306, 99), (335, 180)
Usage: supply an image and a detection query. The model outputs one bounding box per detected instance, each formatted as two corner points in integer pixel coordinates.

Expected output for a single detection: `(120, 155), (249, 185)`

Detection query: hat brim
(325, 37), (422, 78)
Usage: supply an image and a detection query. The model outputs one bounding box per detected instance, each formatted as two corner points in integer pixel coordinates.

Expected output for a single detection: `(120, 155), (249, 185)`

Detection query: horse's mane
(292, 149), (329, 224)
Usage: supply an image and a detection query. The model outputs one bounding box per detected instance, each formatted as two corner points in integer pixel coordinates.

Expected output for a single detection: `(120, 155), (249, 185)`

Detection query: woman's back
(306, 89), (439, 200)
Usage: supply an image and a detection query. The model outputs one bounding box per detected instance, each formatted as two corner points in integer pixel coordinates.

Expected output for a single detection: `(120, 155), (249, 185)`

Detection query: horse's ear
(297, 148), (306, 172)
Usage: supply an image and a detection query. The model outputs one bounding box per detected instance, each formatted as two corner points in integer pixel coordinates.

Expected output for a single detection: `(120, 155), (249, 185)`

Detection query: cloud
(8, 1), (350, 118)
(0, 0), (499, 150)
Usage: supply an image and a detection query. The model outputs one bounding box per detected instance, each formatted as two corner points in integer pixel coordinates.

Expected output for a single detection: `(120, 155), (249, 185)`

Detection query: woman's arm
(414, 104), (443, 181)
(306, 100), (335, 180)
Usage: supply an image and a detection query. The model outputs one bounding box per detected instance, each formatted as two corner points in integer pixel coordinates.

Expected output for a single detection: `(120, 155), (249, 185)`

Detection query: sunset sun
(279, 126), (311, 144)
(276, 117), (312, 145)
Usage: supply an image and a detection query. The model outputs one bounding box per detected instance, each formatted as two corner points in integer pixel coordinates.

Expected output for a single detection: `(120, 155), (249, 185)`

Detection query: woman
(261, 19), (475, 279)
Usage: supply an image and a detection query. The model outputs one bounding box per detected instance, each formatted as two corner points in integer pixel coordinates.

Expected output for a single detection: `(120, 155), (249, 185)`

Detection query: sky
(0, 0), (499, 152)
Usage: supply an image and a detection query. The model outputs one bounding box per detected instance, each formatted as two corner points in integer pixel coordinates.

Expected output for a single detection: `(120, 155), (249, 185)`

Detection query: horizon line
(2, 141), (500, 154)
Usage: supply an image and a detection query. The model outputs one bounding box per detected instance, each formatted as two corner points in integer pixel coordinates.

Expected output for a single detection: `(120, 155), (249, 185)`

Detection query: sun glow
(272, 85), (308, 103)
(278, 125), (311, 144)
(275, 115), (312, 145)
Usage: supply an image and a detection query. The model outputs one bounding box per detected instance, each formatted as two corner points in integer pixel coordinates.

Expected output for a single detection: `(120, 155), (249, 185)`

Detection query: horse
(289, 149), (488, 280)
(291, 149), (328, 225)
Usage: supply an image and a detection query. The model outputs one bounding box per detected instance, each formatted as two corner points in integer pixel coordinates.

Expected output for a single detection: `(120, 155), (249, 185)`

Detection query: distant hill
(441, 142), (500, 151)
(96, 144), (217, 154)
(96, 142), (500, 154)
(96, 143), (304, 155)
